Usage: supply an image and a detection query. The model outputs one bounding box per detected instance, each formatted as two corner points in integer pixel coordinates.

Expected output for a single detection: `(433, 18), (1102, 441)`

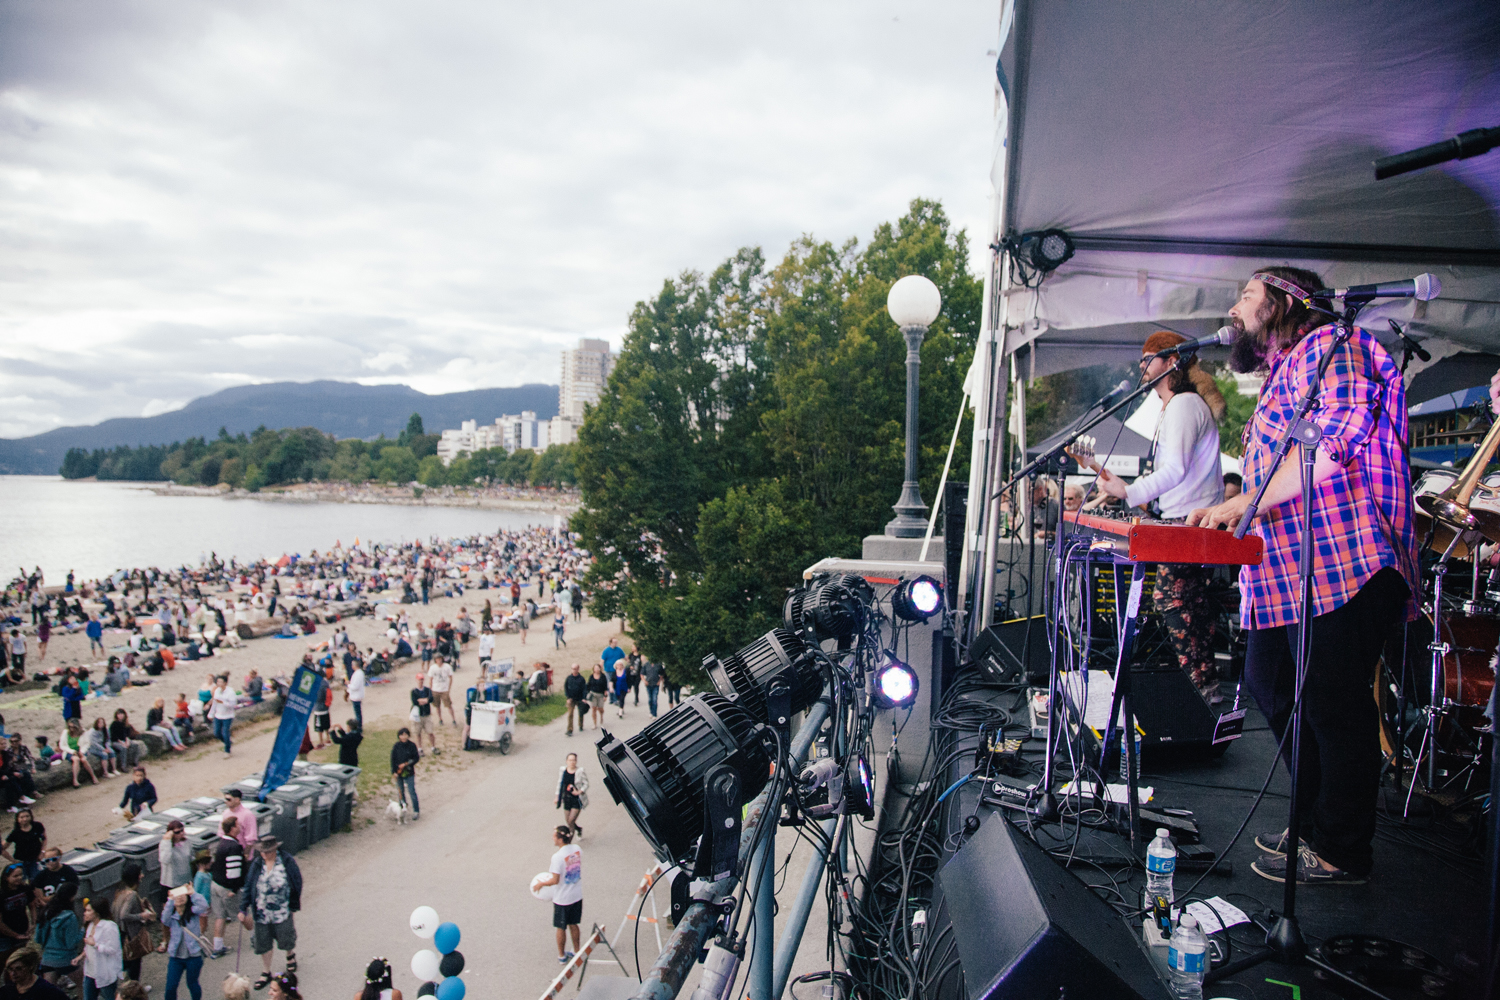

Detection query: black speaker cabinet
(1129, 665), (1221, 747)
(938, 814), (1171, 1000)
(969, 616), (1050, 685)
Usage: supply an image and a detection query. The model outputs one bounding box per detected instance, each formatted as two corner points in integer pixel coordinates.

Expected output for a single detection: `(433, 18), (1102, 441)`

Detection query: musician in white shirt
(1094, 331), (1226, 700)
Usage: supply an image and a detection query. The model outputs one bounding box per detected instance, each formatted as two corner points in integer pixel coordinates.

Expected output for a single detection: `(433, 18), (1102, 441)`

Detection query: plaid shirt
(1238, 324), (1419, 630)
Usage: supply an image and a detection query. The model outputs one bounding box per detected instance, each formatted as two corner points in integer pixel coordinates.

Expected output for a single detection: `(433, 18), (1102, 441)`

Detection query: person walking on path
(238, 836), (301, 992)
(390, 729), (420, 820)
(555, 753), (589, 840)
(586, 666), (608, 731)
(552, 613), (566, 649)
(535, 826), (582, 964)
(221, 790), (258, 852)
(4, 634), (21, 678)
(208, 816), (244, 959)
(77, 896), (121, 1000)
(563, 666), (587, 737)
(408, 677), (435, 753)
(209, 676), (237, 758)
(611, 666), (629, 720)
(642, 660), (662, 718)
(356, 957), (402, 1000)
(156, 885), (208, 1000)
(86, 616), (105, 659)
(110, 863), (155, 985)
(599, 640), (624, 696)
(664, 672), (682, 708)
(427, 657), (455, 727)
(0, 865), (32, 967)
(58, 678), (82, 727)
(34, 619), (48, 665)
(1, 812), (44, 880)
(36, 884), (83, 991)
(4, 943), (69, 1000)
(157, 821), (193, 907)
(344, 664), (365, 729)
(626, 653), (641, 707)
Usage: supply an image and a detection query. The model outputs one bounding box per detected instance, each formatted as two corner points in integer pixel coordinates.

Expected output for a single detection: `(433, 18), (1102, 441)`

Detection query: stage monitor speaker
(939, 814), (1171, 1000)
(969, 616), (1050, 685)
(1130, 665), (1222, 747)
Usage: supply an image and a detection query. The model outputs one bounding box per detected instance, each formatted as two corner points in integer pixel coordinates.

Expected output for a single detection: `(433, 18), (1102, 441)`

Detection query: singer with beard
(1189, 266), (1419, 886)
(1094, 331), (1227, 701)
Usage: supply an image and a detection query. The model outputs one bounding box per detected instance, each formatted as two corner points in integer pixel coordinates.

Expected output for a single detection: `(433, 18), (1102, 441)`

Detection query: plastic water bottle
(1145, 827), (1176, 910)
(1166, 912), (1207, 999)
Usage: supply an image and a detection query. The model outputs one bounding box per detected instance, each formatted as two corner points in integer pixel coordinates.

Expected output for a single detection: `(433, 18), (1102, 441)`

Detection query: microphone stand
(1211, 304), (1398, 1000)
(992, 355), (1190, 823)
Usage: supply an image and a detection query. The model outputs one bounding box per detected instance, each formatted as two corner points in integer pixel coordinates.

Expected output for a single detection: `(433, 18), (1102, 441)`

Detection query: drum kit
(1393, 417), (1500, 805)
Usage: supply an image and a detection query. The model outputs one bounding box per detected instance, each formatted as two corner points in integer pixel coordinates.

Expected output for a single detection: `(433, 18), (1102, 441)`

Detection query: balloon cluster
(409, 906), (466, 1000)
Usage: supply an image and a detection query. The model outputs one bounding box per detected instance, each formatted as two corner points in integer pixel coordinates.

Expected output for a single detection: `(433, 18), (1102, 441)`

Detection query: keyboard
(1061, 511), (1264, 566)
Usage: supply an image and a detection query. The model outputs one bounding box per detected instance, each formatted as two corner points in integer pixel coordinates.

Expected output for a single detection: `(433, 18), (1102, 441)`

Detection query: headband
(1252, 271), (1317, 308)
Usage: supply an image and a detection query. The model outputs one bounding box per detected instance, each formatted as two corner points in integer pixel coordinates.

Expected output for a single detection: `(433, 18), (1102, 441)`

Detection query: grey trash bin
(94, 830), (163, 885)
(266, 782), (319, 853)
(299, 774), (342, 843)
(59, 848), (124, 904)
(311, 763), (360, 831)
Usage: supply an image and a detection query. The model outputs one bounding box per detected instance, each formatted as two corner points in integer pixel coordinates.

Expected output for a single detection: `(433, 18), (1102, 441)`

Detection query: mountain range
(0, 381), (560, 475)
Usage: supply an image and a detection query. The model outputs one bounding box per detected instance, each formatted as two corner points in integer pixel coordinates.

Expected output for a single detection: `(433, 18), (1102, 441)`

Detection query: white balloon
(410, 906), (440, 939)
(529, 873), (557, 902)
(411, 949), (441, 982)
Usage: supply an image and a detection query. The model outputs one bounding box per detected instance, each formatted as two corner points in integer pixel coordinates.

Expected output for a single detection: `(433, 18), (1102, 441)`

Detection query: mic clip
(1388, 320), (1432, 362)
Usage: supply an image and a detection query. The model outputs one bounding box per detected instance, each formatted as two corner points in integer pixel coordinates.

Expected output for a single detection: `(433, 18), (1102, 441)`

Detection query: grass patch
(307, 721), (469, 819)
(516, 693), (568, 726)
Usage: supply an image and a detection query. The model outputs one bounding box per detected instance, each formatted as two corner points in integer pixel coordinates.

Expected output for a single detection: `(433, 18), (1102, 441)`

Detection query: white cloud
(0, 0), (1000, 438)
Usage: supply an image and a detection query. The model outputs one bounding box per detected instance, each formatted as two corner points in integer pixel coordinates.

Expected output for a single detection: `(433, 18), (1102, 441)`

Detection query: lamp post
(884, 274), (942, 539)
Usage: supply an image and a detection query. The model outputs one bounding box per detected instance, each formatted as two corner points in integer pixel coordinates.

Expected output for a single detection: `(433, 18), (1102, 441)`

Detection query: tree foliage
(575, 199), (980, 685)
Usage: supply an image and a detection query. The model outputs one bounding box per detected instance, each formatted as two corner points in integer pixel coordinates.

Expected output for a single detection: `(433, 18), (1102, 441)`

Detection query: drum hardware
(1417, 416), (1500, 544)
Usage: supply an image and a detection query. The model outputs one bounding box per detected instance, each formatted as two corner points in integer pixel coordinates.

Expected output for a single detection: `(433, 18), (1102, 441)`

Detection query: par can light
(873, 656), (919, 710)
(705, 628), (824, 725)
(783, 573), (876, 642)
(891, 575), (943, 622)
(597, 694), (770, 863)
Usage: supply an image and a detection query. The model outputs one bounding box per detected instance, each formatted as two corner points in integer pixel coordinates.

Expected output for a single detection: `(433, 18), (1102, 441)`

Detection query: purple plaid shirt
(1238, 324), (1419, 630)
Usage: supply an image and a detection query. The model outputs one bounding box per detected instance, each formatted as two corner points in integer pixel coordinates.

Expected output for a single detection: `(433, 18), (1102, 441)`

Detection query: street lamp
(884, 274), (942, 538)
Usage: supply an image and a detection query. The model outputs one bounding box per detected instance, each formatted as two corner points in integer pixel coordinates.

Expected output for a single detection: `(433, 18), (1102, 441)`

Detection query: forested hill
(0, 381), (558, 475)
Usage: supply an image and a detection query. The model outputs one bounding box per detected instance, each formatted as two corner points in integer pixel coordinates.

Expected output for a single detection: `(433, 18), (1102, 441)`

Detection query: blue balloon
(436, 977), (465, 1000)
(433, 922), (461, 955)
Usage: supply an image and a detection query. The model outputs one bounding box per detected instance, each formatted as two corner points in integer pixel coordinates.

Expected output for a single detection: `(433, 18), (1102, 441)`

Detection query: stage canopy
(985, 0), (1500, 396)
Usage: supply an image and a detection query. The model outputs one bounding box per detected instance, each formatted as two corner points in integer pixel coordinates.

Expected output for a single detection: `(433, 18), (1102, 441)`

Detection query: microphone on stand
(1153, 326), (1236, 357)
(1315, 273), (1442, 305)
(1388, 320), (1431, 362)
(1095, 378), (1135, 409)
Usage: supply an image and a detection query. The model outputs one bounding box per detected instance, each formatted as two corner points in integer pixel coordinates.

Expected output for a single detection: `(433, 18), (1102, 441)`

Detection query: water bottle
(1144, 827), (1176, 911)
(1166, 912), (1207, 999)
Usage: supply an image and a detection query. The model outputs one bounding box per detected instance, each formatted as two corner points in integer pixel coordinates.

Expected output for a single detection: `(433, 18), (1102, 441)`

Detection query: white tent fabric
(959, 0), (1500, 632)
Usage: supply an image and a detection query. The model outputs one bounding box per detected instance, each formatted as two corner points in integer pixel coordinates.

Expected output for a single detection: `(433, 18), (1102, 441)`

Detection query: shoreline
(144, 481), (581, 514)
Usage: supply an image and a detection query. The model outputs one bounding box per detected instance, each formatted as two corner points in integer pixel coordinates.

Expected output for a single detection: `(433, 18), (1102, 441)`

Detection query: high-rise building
(559, 337), (618, 422)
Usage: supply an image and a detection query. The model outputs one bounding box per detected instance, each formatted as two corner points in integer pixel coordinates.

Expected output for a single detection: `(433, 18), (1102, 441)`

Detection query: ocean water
(0, 476), (558, 583)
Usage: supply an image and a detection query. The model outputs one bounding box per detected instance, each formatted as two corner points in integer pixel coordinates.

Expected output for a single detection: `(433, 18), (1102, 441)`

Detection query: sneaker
(210, 947), (229, 959)
(1251, 845), (1365, 885)
(1254, 828), (1305, 857)
(558, 955), (569, 965)
(564, 950), (575, 961)
(18, 796), (36, 805)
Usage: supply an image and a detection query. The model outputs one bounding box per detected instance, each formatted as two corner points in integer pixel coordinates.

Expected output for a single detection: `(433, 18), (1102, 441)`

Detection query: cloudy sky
(0, 1), (999, 439)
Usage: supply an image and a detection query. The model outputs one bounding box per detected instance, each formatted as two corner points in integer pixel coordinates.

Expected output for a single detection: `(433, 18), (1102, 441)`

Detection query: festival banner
(258, 665), (326, 801)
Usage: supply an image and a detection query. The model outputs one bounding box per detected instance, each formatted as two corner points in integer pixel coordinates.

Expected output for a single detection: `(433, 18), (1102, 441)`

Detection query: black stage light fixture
(783, 573), (876, 642)
(873, 653), (920, 709)
(1018, 228), (1075, 273)
(704, 628), (824, 726)
(845, 752), (874, 820)
(891, 574), (943, 622)
(597, 694), (770, 864)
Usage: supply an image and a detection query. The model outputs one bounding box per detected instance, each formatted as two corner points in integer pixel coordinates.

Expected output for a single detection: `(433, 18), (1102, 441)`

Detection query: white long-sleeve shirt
(84, 919), (122, 986)
(1124, 392), (1224, 518)
(347, 668), (366, 703)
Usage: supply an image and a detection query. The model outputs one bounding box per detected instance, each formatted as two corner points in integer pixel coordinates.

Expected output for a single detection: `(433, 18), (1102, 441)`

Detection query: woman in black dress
(555, 753), (589, 840)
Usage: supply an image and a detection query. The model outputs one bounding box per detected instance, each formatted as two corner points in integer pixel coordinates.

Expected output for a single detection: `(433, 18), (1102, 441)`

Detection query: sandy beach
(144, 482), (582, 514)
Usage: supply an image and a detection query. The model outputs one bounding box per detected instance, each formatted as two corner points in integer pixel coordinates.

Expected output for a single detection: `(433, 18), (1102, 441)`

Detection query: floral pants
(1152, 562), (1220, 692)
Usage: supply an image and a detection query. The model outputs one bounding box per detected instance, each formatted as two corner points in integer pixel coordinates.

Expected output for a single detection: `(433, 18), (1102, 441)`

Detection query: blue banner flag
(258, 666), (326, 801)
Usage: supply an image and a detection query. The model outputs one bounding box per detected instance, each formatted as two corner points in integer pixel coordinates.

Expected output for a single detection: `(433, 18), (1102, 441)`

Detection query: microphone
(1388, 320), (1431, 362)
(1153, 326), (1236, 357)
(1316, 273), (1441, 305)
(1096, 378), (1135, 408)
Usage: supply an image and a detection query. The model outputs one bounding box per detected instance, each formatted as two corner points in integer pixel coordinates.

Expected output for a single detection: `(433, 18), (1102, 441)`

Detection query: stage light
(596, 694), (770, 864)
(1018, 228), (1075, 273)
(873, 655), (919, 709)
(846, 753), (874, 820)
(705, 628), (825, 725)
(783, 573), (876, 642)
(891, 575), (943, 622)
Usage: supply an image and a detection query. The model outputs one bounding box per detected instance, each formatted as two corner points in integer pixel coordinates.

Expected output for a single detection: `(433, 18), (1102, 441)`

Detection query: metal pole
(633, 698), (832, 1000)
(771, 819), (836, 999)
(748, 823), (775, 1000)
(886, 324), (930, 537)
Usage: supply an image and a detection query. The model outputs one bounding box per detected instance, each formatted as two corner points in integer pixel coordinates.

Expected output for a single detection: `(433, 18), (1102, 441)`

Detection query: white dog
(385, 799), (409, 825)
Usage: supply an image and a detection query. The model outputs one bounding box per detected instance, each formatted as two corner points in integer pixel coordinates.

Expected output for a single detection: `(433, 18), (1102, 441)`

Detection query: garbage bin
(153, 802), (209, 825)
(221, 775), (264, 800)
(59, 848), (124, 905)
(182, 796), (226, 814)
(180, 820), (219, 857)
(299, 774), (342, 844)
(310, 763), (360, 831)
(118, 817), (172, 838)
(94, 831), (163, 885)
(266, 782), (319, 853)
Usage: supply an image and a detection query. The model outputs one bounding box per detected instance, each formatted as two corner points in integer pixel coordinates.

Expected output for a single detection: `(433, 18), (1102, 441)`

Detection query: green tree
(399, 413), (424, 442)
(374, 446), (419, 483)
(531, 444), (577, 487)
(417, 454), (448, 486)
(59, 448), (99, 479)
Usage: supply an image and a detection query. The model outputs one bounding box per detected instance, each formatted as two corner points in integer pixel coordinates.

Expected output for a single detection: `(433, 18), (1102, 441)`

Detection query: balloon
(529, 873), (556, 902)
(410, 906), (440, 938)
(439, 951), (465, 978)
(411, 950), (441, 983)
(436, 977), (466, 1000)
(434, 922), (461, 955)
(417, 984), (437, 998)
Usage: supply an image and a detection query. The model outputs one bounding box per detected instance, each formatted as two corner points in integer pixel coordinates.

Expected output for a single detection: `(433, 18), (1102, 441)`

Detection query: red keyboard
(1062, 511), (1264, 566)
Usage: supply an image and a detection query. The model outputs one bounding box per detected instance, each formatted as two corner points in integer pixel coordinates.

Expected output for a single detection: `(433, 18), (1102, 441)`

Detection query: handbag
(116, 890), (156, 962)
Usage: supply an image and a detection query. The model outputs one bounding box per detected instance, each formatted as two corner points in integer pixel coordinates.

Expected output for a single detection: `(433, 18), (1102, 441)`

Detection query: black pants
(1244, 567), (1407, 876)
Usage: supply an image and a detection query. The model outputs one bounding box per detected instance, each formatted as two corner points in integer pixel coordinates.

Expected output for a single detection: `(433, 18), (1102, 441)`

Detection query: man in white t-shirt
(1095, 331), (1225, 700)
(535, 826), (583, 963)
(345, 664), (366, 728)
(477, 629), (495, 672)
(209, 675), (239, 757)
(427, 656), (455, 725)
